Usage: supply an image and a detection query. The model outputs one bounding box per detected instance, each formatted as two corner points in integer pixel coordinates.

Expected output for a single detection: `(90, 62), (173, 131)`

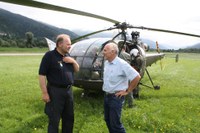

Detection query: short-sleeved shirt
(103, 56), (139, 93)
(39, 49), (74, 86)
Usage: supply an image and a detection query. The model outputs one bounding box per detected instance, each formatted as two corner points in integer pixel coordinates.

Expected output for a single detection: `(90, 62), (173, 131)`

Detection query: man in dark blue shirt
(39, 34), (79, 133)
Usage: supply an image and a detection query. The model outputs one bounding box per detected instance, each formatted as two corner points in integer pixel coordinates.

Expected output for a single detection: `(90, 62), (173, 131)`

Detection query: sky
(0, 0), (200, 49)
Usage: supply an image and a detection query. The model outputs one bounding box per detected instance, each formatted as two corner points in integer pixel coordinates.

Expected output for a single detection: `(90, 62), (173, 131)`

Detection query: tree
(25, 32), (34, 48)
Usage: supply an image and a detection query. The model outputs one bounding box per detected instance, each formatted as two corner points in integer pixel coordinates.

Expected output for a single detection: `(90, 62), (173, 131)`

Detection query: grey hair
(107, 42), (119, 54)
(56, 34), (70, 47)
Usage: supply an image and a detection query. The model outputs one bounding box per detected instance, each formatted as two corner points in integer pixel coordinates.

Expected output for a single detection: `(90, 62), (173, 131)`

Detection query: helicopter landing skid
(139, 82), (160, 90)
(140, 69), (160, 90)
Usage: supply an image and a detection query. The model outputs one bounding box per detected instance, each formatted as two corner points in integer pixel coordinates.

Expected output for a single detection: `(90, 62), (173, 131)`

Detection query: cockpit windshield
(70, 38), (111, 80)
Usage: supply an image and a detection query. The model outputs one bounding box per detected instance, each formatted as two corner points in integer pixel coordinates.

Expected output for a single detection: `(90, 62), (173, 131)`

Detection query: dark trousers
(127, 86), (140, 107)
(104, 94), (126, 133)
(45, 86), (74, 133)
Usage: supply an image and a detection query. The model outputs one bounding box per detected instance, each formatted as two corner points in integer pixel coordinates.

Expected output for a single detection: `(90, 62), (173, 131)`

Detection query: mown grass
(0, 47), (48, 53)
(0, 53), (200, 133)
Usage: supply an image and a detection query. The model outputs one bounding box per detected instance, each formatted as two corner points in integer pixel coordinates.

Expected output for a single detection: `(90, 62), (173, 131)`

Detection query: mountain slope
(141, 38), (169, 49)
(186, 43), (200, 49)
(0, 8), (79, 40)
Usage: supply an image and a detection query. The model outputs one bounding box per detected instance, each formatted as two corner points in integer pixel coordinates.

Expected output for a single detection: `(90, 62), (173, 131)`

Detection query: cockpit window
(70, 40), (91, 57)
(70, 38), (111, 80)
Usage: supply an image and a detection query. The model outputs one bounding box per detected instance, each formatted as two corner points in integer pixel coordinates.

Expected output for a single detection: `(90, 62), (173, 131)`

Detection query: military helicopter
(1, 0), (200, 95)
(44, 28), (164, 94)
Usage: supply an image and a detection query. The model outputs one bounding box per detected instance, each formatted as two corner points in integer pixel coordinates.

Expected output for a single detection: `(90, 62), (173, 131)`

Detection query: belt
(105, 92), (116, 96)
(48, 82), (71, 90)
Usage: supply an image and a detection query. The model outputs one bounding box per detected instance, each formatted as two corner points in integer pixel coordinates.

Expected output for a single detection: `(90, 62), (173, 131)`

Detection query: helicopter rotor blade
(129, 25), (200, 38)
(1, 1), (199, 39)
(106, 22), (200, 38)
(71, 25), (123, 43)
(71, 29), (110, 43)
(0, 0), (120, 24)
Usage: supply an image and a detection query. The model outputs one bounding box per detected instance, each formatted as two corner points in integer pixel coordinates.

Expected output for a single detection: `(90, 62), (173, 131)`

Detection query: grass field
(0, 47), (48, 53)
(0, 52), (200, 133)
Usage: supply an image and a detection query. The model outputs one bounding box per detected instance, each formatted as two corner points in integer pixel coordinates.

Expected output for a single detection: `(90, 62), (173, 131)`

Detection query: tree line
(1, 32), (200, 53)
(0, 32), (47, 48)
(162, 49), (200, 53)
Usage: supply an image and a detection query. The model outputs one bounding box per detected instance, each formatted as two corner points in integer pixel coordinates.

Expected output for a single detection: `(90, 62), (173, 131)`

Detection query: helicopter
(1, 0), (200, 95)
(44, 28), (164, 94)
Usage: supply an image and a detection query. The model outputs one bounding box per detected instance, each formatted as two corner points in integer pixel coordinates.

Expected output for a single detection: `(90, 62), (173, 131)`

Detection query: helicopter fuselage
(70, 38), (147, 92)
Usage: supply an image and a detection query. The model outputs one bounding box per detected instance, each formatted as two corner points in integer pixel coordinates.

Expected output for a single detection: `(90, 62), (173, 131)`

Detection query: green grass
(0, 53), (200, 133)
(0, 47), (48, 53)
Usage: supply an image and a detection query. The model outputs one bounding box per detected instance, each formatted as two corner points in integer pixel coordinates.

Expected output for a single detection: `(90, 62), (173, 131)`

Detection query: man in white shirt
(102, 41), (141, 133)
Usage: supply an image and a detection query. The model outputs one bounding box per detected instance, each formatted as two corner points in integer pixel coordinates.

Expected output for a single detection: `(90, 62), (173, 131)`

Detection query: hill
(185, 43), (200, 49)
(0, 8), (79, 40)
(141, 38), (169, 49)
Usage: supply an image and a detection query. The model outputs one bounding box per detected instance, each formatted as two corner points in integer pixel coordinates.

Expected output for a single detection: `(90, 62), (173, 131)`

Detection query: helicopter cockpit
(69, 38), (111, 91)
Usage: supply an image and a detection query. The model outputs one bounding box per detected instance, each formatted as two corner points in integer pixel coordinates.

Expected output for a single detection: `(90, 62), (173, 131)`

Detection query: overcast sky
(0, 0), (200, 49)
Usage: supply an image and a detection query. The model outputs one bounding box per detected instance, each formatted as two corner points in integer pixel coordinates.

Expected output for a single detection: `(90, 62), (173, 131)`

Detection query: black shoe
(133, 93), (139, 99)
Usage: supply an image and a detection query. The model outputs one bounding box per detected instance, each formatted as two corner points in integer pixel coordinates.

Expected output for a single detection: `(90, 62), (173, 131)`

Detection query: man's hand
(63, 57), (75, 64)
(42, 92), (50, 103)
(63, 56), (80, 72)
(39, 75), (50, 103)
(116, 75), (141, 98)
(115, 90), (128, 98)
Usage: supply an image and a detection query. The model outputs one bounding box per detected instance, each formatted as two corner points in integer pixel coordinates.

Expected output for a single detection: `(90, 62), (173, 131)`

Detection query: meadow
(0, 52), (200, 133)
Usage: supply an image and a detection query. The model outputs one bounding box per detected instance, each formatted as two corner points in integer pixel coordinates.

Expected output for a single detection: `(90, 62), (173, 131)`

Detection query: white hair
(107, 42), (119, 54)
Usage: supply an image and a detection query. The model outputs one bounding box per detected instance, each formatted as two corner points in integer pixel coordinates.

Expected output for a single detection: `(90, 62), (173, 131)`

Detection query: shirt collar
(109, 56), (118, 65)
(54, 48), (67, 57)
